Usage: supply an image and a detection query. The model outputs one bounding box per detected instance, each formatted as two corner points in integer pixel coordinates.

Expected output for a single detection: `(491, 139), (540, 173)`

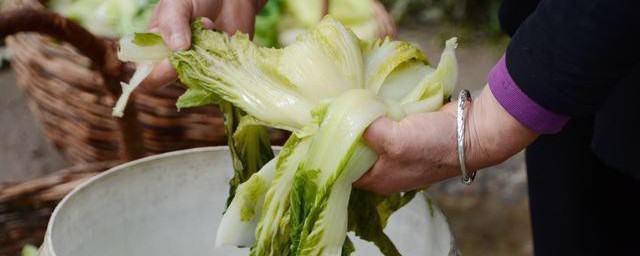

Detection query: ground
(0, 69), (67, 183)
(0, 25), (532, 255)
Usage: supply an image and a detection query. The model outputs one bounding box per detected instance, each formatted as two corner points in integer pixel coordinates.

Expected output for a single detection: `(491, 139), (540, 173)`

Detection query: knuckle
(384, 142), (405, 158)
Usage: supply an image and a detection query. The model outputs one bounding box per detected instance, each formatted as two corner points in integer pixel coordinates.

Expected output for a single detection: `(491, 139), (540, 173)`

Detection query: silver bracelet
(456, 90), (476, 185)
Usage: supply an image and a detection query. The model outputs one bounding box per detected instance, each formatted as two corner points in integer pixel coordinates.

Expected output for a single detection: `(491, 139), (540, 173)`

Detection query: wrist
(433, 100), (460, 163)
(464, 86), (538, 171)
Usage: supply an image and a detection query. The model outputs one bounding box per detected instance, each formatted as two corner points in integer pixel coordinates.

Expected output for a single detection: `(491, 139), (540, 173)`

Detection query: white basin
(39, 147), (456, 256)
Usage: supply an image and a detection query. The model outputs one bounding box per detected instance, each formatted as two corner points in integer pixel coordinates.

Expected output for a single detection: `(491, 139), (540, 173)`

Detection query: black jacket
(500, 0), (640, 177)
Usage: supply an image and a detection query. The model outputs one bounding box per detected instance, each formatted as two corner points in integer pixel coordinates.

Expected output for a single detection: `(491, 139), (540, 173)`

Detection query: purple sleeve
(488, 55), (570, 134)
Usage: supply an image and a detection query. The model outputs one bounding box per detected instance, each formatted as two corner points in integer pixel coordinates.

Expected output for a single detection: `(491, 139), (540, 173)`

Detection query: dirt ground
(0, 69), (67, 183)
(0, 25), (532, 255)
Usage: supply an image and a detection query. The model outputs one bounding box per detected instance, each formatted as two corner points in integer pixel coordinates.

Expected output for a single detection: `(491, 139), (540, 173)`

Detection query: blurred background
(1, 0), (530, 255)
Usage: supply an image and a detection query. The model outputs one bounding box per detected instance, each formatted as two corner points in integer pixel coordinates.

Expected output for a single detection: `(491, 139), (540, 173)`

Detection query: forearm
(447, 86), (538, 171)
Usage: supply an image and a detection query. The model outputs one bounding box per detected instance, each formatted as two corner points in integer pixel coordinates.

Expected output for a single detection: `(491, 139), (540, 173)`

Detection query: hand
(354, 86), (538, 195)
(142, 0), (265, 89)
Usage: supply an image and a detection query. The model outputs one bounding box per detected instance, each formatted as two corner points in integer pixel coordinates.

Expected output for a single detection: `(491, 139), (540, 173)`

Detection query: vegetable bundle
(115, 17), (457, 255)
(48, 0), (159, 38)
(48, 0), (386, 47)
(276, 0), (384, 46)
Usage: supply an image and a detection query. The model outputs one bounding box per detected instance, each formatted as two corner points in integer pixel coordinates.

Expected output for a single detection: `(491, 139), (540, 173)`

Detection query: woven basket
(2, 2), (231, 164)
(0, 162), (120, 255)
(0, 0), (396, 254)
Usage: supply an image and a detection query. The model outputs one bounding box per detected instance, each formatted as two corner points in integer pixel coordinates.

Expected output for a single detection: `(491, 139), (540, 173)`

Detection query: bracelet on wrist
(456, 89), (476, 185)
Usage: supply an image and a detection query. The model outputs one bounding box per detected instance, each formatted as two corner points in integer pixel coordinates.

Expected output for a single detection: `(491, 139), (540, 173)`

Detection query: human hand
(354, 86), (538, 195)
(142, 0), (265, 89)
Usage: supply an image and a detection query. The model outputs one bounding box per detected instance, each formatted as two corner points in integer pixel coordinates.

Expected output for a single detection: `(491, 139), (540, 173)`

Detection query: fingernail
(170, 34), (188, 51)
(201, 18), (215, 29)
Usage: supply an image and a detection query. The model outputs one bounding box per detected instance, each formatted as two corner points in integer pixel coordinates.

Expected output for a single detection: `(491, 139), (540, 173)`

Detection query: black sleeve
(506, 0), (640, 117)
(498, 0), (541, 37)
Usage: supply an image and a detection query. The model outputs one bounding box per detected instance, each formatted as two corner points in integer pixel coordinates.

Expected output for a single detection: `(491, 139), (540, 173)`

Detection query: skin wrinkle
(473, 86), (537, 169)
(355, 86), (538, 195)
(466, 91), (495, 171)
(420, 109), (458, 185)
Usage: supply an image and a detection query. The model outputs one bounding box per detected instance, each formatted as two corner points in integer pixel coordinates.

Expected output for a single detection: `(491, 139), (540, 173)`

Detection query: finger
(213, 0), (257, 35)
(354, 157), (431, 196)
(140, 59), (177, 89)
(201, 17), (215, 30)
(352, 170), (374, 188)
(353, 170), (397, 196)
(157, 0), (192, 51)
(147, 2), (162, 29)
(363, 116), (395, 153)
(353, 158), (397, 196)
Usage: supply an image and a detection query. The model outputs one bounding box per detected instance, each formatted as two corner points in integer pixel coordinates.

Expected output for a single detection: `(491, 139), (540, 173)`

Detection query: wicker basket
(2, 2), (232, 164)
(0, 0), (396, 254)
(0, 162), (120, 255)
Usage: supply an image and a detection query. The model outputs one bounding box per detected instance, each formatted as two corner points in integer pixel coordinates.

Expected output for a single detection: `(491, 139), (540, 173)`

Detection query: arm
(354, 86), (537, 195)
(506, 0), (640, 117)
(497, 0), (540, 36)
(355, 0), (640, 195)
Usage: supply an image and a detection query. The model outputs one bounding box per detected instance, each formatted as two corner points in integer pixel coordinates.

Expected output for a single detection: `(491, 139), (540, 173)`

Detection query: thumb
(157, 0), (192, 51)
(363, 116), (395, 153)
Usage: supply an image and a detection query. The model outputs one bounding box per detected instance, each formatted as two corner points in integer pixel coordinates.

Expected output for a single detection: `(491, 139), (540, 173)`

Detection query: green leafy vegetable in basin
(114, 16), (457, 256)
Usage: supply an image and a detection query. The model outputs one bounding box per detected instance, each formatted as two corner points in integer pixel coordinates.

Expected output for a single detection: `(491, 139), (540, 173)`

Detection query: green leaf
(220, 102), (244, 209)
(400, 37), (457, 103)
(216, 159), (278, 247)
(220, 103), (274, 210)
(233, 115), (275, 187)
(289, 167), (321, 254)
(362, 38), (428, 93)
(254, 0), (284, 47)
(175, 88), (221, 109)
(329, 0), (374, 24)
(292, 90), (387, 256)
(347, 189), (401, 256)
(378, 61), (434, 102)
(113, 31), (171, 117)
(170, 20), (315, 132)
(278, 16), (365, 101)
(21, 245), (38, 256)
(346, 187), (423, 256)
(342, 236), (355, 256)
(239, 173), (270, 221)
(132, 32), (164, 46)
(284, 0), (323, 28)
(165, 17), (457, 256)
(250, 135), (311, 255)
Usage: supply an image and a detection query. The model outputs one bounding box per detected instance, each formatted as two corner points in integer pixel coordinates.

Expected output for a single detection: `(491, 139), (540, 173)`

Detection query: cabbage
(254, 0), (285, 47)
(20, 245), (38, 256)
(278, 0), (385, 46)
(48, 0), (382, 48)
(112, 33), (170, 117)
(114, 17), (458, 255)
(49, 0), (158, 37)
